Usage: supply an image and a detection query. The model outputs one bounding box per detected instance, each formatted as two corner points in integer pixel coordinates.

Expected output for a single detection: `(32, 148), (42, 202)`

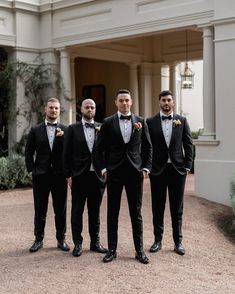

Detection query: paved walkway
(0, 175), (234, 294)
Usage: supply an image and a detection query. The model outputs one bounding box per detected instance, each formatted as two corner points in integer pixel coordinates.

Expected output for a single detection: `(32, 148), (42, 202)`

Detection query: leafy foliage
(230, 174), (235, 217)
(0, 155), (32, 189)
(0, 58), (63, 156)
(16, 60), (58, 123)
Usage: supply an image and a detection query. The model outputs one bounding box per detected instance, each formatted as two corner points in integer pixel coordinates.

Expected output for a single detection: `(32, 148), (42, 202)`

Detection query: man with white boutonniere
(63, 99), (107, 257)
(95, 89), (152, 264)
(25, 97), (69, 253)
(146, 90), (193, 256)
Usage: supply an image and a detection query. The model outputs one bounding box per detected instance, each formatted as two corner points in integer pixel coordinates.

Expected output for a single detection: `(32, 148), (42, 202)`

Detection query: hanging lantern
(180, 30), (194, 89)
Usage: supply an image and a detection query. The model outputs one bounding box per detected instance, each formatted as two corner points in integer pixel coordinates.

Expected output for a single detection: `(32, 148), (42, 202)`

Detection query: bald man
(63, 99), (107, 257)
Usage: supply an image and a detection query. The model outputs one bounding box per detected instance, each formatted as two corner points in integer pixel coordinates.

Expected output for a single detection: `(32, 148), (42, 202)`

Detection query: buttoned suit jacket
(146, 113), (193, 176)
(63, 121), (103, 180)
(25, 123), (67, 176)
(95, 113), (152, 172)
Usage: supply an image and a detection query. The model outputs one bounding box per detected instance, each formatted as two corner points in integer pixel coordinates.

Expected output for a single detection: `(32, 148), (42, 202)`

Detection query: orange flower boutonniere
(134, 122), (142, 131)
(173, 119), (182, 127)
(56, 127), (64, 137)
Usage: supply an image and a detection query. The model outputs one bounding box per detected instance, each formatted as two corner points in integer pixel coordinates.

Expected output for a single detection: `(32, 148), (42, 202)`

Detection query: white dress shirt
(82, 118), (95, 171)
(160, 111), (173, 163)
(45, 120), (57, 150)
(118, 111), (132, 143)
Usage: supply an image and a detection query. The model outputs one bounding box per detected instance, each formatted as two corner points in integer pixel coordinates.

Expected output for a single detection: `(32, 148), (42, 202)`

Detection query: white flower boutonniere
(95, 126), (101, 132)
(56, 127), (64, 137)
(134, 122), (142, 131)
(173, 119), (181, 127)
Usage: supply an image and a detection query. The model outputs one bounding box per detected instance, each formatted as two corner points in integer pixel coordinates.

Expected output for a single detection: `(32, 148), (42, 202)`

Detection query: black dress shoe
(135, 251), (149, 264)
(90, 242), (108, 254)
(72, 244), (82, 257)
(174, 243), (185, 255)
(149, 241), (162, 253)
(103, 250), (117, 263)
(57, 240), (70, 251)
(29, 240), (43, 253)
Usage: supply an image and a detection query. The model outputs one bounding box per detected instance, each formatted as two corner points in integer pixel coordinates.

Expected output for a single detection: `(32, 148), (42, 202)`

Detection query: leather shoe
(29, 240), (43, 253)
(174, 243), (185, 255)
(72, 244), (82, 257)
(103, 250), (117, 263)
(90, 242), (108, 254)
(150, 241), (162, 253)
(57, 240), (70, 251)
(135, 251), (149, 264)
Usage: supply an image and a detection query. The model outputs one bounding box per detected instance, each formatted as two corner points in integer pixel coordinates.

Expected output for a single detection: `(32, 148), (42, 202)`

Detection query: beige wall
(75, 58), (129, 116)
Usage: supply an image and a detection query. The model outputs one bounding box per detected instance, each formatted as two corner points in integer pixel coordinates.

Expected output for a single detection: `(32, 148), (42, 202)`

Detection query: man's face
(81, 100), (96, 121)
(45, 101), (60, 121)
(159, 95), (174, 114)
(115, 93), (132, 114)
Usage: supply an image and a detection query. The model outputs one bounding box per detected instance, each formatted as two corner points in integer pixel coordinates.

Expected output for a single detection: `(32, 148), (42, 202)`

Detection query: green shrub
(0, 155), (32, 189)
(230, 175), (235, 217)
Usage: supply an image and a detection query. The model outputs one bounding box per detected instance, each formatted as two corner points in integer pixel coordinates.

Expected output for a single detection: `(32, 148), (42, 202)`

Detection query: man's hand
(143, 170), (149, 179)
(28, 172), (33, 180)
(101, 171), (107, 183)
(67, 177), (72, 188)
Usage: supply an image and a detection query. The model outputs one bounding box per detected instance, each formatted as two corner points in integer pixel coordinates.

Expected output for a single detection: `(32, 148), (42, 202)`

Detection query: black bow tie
(120, 114), (131, 120)
(85, 122), (95, 128)
(47, 122), (57, 127)
(162, 115), (172, 121)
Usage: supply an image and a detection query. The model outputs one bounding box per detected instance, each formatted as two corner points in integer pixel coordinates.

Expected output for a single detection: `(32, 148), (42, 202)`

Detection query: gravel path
(0, 175), (234, 294)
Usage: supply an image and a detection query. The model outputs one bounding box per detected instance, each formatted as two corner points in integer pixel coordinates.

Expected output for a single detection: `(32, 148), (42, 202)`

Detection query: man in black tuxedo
(96, 89), (152, 264)
(25, 97), (69, 253)
(63, 99), (107, 257)
(146, 90), (193, 255)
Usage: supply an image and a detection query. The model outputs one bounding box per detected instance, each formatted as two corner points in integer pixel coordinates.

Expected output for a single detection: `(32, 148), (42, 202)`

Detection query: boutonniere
(56, 127), (64, 136)
(173, 119), (181, 127)
(134, 122), (142, 131)
(95, 125), (101, 132)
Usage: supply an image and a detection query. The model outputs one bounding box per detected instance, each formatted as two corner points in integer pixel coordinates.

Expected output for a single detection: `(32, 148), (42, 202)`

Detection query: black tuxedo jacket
(95, 113), (152, 172)
(146, 113), (193, 175)
(25, 123), (67, 175)
(63, 121), (103, 180)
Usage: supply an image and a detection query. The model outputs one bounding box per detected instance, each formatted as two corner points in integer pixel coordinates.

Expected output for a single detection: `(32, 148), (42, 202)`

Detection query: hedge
(0, 155), (32, 189)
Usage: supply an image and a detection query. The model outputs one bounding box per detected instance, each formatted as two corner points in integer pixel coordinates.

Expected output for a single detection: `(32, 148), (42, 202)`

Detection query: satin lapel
(78, 123), (91, 153)
(94, 122), (100, 142)
(52, 123), (59, 151)
(157, 114), (169, 149)
(130, 114), (137, 140)
(42, 123), (52, 151)
(113, 114), (125, 144)
(169, 114), (177, 147)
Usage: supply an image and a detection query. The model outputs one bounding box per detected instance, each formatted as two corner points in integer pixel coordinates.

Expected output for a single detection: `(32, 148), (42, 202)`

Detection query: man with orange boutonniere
(25, 97), (69, 253)
(146, 90), (193, 256)
(95, 89), (152, 264)
(63, 99), (107, 258)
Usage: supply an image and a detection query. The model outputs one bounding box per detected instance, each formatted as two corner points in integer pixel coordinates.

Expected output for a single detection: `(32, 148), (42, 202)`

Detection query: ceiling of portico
(68, 28), (203, 65)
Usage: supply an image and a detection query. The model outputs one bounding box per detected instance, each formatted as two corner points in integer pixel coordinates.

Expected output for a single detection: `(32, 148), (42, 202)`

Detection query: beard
(83, 113), (95, 121)
(161, 105), (172, 112)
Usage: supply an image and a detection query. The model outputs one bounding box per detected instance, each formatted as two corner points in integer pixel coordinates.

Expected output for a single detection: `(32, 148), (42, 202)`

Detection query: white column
(161, 65), (169, 91)
(169, 63), (177, 94)
(139, 63), (153, 118)
(59, 48), (73, 125)
(169, 63), (179, 113)
(152, 63), (162, 114)
(200, 26), (215, 139)
(70, 58), (76, 123)
(129, 63), (139, 115)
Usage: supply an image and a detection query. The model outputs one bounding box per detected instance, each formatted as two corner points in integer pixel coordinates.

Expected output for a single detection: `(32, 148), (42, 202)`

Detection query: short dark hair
(158, 90), (173, 100)
(116, 89), (131, 97)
